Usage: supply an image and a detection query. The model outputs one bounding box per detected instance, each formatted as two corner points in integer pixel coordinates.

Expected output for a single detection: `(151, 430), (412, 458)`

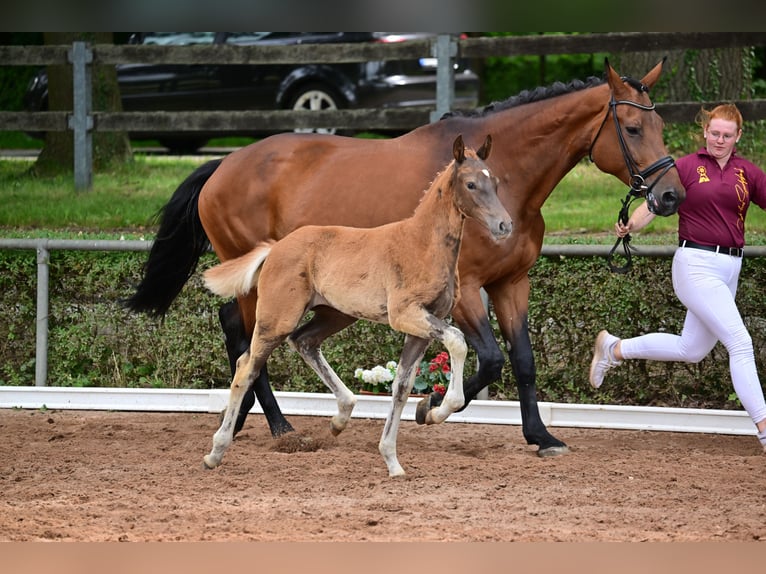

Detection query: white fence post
(35, 244), (50, 386)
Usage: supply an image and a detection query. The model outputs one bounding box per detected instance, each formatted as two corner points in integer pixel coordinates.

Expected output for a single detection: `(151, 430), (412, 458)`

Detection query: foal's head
(449, 134), (512, 240)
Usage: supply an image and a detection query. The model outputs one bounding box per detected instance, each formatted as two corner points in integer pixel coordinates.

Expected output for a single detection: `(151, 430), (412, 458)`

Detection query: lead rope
(607, 190), (639, 274)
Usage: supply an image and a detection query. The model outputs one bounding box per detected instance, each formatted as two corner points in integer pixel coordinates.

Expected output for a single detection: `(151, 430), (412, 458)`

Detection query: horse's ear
(453, 134), (465, 163)
(477, 134), (492, 161)
(639, 57), (666, 90)
(604, 57), (622, 93)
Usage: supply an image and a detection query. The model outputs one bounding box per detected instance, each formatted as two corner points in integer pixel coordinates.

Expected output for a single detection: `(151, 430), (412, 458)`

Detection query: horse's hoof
(329, 420), (344, 437)
(537, 445), (570, 458)
(415, 391), (444, 425)
(271, 424), (295, 439)
(202, 455), (219, 469)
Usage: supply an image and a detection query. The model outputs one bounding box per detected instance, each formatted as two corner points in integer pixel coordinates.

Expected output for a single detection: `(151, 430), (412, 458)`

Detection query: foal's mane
(416, 145), (480, 208)
(442, 75), (605, 119)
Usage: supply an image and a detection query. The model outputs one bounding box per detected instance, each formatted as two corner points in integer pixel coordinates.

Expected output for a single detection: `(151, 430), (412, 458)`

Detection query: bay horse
(126, 59), (684, 457)
(202, 135), (511, 476)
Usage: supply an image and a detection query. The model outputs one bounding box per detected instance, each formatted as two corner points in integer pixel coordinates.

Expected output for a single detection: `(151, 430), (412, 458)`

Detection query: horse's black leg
(504, 314), (568, 456)
(218, 300), (294, 437)
(415, 296), (568, 456)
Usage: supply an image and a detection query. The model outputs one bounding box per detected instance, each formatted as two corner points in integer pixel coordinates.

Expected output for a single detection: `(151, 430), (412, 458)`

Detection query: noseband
(589, 77), (676, 273)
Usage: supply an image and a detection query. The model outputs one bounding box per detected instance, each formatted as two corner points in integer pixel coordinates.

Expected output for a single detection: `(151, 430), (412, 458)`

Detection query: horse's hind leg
(219, 301), (294, 437)
(203, 336), (282, 469)
(379, 335), (429, 477)
(287, 308), (358, 435)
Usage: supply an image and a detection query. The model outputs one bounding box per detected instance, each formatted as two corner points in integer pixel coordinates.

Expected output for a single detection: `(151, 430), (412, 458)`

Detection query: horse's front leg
(415, 288), (496, 425)
(379, 335), (429, 477)
(419, 324), (467, 425)
(487, 279), (569, 457)
(219, 300), (295, 438)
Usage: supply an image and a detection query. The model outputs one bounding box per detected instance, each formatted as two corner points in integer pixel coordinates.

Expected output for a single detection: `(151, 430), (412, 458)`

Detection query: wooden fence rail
(2, 32), (766, 186)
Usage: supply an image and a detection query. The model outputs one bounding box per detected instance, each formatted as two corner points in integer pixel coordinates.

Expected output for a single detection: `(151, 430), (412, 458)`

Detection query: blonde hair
(696, 103), (743, 131)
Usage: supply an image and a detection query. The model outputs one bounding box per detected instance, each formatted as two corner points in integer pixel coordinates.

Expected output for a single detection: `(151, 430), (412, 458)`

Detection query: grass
(3, 126), (766, 244)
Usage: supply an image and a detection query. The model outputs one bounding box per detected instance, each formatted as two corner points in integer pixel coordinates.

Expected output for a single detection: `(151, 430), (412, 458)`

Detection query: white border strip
(0, 386), (755, 436)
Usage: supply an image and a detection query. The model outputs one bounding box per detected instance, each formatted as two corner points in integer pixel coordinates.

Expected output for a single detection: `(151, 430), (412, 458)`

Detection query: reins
(589, 77), (676, 273)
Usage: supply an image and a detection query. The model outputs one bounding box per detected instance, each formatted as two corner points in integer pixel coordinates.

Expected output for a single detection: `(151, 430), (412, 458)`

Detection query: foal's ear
(477, 134), (492, 161)
(453, 134), (465, 162)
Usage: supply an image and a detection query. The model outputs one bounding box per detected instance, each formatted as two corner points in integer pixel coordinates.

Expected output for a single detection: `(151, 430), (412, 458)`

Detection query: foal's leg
(378, 335), (429, 477)
(390, 311), (467, 426)
(287, 308), (359, 435)
(203, 337), (280, 469)
(420, 323), (467, 425)
(219, 301), (294, 437)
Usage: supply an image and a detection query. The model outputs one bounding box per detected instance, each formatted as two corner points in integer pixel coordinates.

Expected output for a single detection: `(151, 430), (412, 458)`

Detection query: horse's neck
(452, 85), (608, 211)
(407, 176), (465, 259)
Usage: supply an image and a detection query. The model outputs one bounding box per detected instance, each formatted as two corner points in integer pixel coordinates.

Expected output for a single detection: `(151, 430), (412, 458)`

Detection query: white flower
(368, 365), (394, 383)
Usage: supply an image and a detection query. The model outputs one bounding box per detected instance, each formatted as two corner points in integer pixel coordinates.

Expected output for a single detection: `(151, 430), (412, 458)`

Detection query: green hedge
(1, 248), (764, 411)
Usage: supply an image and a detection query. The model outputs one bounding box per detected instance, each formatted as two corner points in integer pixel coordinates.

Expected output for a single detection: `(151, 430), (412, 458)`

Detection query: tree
(613, 47), (755, 103)
(33, 32), (131, 177)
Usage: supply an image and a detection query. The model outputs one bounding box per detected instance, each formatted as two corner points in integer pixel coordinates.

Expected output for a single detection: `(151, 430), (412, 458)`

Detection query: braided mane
(442, 75), (605, 119)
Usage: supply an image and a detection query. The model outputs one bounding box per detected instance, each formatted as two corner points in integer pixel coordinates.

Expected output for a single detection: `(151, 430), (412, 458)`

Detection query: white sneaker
(757, 429), (766, 454)
(589, 330), (621, 389)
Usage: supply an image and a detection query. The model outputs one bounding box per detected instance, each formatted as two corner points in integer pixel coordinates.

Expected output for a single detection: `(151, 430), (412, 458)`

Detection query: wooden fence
(1, 32), (766, 187)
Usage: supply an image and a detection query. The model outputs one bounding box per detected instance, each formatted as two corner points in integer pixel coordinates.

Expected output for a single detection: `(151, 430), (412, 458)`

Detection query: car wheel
(288, 84), (344, 135)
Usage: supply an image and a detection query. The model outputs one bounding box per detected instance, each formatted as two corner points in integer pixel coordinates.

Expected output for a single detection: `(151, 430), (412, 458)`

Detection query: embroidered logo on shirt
(697, 165), (710, 183)
(735, 167), (749, 231)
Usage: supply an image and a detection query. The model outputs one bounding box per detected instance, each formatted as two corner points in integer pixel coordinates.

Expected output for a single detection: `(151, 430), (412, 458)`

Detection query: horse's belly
(312, 288), (389, 324)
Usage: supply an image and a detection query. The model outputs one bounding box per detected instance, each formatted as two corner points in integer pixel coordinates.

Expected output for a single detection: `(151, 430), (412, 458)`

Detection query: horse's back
(197, 130), (452, 261)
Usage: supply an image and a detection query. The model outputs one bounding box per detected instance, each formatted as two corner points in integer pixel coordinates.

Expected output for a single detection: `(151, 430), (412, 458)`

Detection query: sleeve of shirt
(747, 160), (766, 210)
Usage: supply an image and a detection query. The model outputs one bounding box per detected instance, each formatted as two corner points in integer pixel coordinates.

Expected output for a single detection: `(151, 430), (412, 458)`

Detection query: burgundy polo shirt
(676, 148), (766, 248)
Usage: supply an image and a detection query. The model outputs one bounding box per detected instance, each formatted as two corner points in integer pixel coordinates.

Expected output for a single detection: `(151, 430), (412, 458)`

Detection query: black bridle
(589, 77), (676, 273)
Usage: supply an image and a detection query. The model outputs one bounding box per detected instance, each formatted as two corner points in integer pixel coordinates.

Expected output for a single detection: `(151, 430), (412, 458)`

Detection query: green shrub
(2, 247), (764, 412)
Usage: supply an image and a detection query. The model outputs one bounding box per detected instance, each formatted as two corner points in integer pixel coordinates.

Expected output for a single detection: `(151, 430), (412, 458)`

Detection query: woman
(589, 103), (766, 453)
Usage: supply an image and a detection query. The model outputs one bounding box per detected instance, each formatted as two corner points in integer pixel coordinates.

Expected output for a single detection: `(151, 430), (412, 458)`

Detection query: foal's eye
(467, 181), (476, 190)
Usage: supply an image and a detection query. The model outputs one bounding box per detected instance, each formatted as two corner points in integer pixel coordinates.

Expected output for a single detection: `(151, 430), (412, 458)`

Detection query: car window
(223, 32), (277, 45)
(141, 33), (217, 46)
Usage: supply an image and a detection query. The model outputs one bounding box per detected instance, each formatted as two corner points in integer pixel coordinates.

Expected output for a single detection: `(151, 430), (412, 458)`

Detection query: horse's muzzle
(491, 219), (513, 239)
(646, 188), (682, 217)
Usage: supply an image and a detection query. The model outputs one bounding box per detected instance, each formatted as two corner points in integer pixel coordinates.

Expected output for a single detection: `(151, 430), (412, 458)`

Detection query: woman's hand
(615, 220), (631, 238)
(615, 201), (656, 238)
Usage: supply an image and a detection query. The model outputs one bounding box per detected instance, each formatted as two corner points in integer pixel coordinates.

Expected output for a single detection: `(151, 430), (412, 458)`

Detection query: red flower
(433, 383), (447, 395)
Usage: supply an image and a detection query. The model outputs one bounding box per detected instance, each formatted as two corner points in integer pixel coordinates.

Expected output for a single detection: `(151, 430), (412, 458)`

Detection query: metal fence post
(68, 41), (93, 191)
(35, 244), (50, 386)
(430, 34), (456, 123)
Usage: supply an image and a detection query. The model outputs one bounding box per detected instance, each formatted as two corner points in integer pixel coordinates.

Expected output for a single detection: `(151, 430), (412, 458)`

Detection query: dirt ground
(1, 408), (765, 542)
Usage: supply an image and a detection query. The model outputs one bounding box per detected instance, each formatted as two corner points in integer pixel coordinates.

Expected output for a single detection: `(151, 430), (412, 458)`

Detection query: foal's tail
(123, 158), (223, 317)
(204, 244), (273, 298)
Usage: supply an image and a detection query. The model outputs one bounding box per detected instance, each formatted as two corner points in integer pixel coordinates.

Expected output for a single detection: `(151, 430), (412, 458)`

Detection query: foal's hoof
(415, 391), (444, 425)
(202, 455), (219, 469)
(537, 445), (570, 458)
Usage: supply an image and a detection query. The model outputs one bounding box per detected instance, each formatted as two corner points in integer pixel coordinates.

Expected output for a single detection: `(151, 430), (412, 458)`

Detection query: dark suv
(24, 32), (480, 152)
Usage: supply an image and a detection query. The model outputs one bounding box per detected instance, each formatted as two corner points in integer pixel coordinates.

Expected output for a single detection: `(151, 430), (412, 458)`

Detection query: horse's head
(452, 134), (512, 240)
(589, 58), (685, 216)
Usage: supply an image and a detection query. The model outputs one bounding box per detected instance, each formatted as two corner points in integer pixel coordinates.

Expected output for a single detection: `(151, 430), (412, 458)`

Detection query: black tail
(123, 158), (223, 317)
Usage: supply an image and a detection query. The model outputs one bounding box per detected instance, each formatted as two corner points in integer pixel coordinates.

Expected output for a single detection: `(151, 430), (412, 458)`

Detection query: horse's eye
(626, 125), (641, 136)
(467, 182), (476, 190)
